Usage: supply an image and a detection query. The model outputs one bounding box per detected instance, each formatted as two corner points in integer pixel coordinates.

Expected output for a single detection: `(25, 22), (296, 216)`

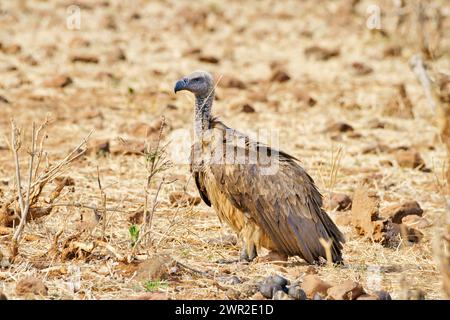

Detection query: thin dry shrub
(0, 119), (91, 258)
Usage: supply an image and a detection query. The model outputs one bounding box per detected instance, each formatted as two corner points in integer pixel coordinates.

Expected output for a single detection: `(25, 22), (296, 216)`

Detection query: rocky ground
(0, 0), (449, 300)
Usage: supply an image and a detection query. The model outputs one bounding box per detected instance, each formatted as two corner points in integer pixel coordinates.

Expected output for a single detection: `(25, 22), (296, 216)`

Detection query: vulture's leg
(239, 242), (257, 262)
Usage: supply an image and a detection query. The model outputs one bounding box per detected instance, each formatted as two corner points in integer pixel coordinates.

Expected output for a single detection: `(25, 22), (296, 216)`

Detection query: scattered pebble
(259, 275), (289, 299)
(381, 201), (423, 224)
(394, 150), (427, 170)
(301, 275), (331, 299)
(70, 54), (99, 63)
(270, 69), (291, 83)
(288, 285), (307, 300)
(43, 75), (73, 88)
(16, 277), (48, 297)
(273, 290), (293, 300)
(304, 46), (339, 60)
(325, 192), (352, 211)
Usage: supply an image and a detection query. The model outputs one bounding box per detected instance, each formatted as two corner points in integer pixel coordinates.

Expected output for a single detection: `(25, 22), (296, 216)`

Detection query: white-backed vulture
(174, 71), (345, 264)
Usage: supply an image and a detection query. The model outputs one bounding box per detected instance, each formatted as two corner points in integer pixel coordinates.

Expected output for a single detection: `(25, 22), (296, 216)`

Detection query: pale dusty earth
(0, 0), (449, 300)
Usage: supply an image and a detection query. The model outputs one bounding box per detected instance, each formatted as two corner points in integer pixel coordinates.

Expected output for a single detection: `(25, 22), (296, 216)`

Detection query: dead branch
(4, 121), (93, 257)
(11, 121), (37, 242)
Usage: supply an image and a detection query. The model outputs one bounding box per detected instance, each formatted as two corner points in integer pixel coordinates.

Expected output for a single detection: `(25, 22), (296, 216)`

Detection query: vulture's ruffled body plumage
(175, 71), (345, 264)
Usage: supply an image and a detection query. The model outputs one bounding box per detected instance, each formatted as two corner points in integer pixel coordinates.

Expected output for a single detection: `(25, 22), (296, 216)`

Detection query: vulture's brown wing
(209, 144), (344, 263)
(190, 143), (211, 207)
(193, 171), (211, 207)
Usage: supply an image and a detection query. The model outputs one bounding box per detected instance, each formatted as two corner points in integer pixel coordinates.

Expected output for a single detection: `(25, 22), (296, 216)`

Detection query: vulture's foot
(255, 251), (288, 263)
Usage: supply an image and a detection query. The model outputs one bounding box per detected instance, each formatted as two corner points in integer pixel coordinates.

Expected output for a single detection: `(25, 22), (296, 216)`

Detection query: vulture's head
(174, 71), (214, 98)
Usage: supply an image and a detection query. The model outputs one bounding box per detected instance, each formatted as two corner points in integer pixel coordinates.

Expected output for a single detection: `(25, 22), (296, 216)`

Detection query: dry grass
(0, 0), (449, 300)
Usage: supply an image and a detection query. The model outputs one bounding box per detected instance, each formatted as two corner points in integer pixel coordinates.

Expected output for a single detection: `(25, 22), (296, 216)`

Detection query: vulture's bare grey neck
(194, 92), (214, 136)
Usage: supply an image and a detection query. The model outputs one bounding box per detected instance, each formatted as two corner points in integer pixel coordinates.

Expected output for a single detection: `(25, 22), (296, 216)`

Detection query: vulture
(174, 71), (345, 264)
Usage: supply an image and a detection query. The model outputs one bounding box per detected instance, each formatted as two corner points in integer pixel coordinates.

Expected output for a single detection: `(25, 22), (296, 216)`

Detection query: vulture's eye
(191, 77), (201, 82)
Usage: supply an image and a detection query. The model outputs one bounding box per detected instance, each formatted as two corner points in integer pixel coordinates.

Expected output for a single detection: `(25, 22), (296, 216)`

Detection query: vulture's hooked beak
(174, 78), (188, 93)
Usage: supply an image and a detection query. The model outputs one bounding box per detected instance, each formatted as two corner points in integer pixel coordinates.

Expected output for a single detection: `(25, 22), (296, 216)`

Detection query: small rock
(135, 255), (174, 282)
(87, 139), (110, 156)
(128, 209), (144, 224)
(312, 292), (323, 300)
(1, 43), (21, 54)
(128, 123), (153, 137)
(325, 192), (352, 211)
(250, 292), (265, 300)
(44, 75), (73, 88)
(327, 280), (365, 300)
(270, 69), (291, 83)
(69, 37), (90, 48)
(301, 275), (331, 299)
(375, 290), (392, 300)
(384, 221), (424, 246)
(356, 294), (379, 300)
(0, 95), (10, 104)
(383, 45), (402, 57)
(305, 266), (318, 274)
(259, 275), (289, 299)
(379, 159), (394, 167)
(259, 282), (284, 299)
(169, 191), (201, 207)
(270, 275), (289, 287)
(394, 150), (426, 170)
(273, 290), (294, 300)
(129, 12), (141, 20)
(110, 139), (145, 155)
(401, 215), (431, 229)
(292, 89), (317, 106)
(198, 55), (220, 64)
(241, 103), (255, 113)
(100, 14), (117, 30)
(106, 48), (126, 63)
(404, 227), (424, 243)
(71, 54), (99, 64)
(381, 201), (423, 224)
(324, 122), (354, 133)
(82, 110), (103, 119)
(406, 289), (425, 300)
(225, 288), (241, 299)
(288, 285), (307, 300)
(350, 62), (373, 76)
(366, 119), (389, 129)
(304, 46), (339, 60)
(0, 291), (7, 300)
(16, 277), (48, 297)
(21, 55), (38, 66)
(219, 74), (246, 89)
(247, 91), (268, 102)
(241, 283), (259, 297)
